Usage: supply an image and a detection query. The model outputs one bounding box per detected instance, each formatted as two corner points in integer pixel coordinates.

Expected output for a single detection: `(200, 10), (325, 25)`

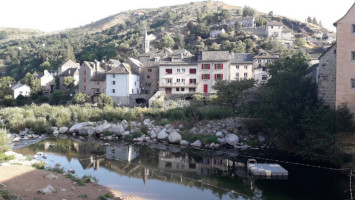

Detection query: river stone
(258, 134), (266, 142)
(12, 137), (21, 142)
(168, 132), (182, 144)
(216, 131), (224, 137)
(19, 130), (27, 136)
(122, 131), (130, 136)
(150, 132), (157, 139)
(59, 127), (68, 134)
(45, 173), (58, 180)
(39, 184), (56, 194)
(225, 134), (239, 146)
(53, 129), (59, 137)
(143, 119), (151, 125)
(69, 122), (95, 133)
(107, 124), (124, 135)
(217, 138), (226, 145)
(77, 127), (95, 136)
(121, 120), (128, 130)
(180, 140), (189, 146)
(58, 134), (68, 140)
(94, 123), (111, 134)
(157, 129), (168, 140)
(191, 140), (202, 148)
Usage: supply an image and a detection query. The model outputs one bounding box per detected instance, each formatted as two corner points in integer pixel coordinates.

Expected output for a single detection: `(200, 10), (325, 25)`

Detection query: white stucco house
(106, 63), (140, 106)
(40, 70), (55, 94)
(11, 82), (31, 99)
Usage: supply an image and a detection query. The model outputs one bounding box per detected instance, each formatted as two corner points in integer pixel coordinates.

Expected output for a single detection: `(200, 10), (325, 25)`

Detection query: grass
(78, 194), (88, 199)
(0, 153), (15, 162)
(32, 162), (45, 170)
(180, 132), (218, 144)
(46, 167), (65, 174)
(66, 174), (85, 186)
(0, 190), (9, 199)
(82, 175), (98, 183)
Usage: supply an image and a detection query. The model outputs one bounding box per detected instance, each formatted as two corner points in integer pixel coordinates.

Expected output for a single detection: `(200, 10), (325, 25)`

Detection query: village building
(39, 70), (55, 94)
(11, 82), (31, 99)
(197, 51), (231, 93)
(209, 28), (226, 39)
(230, 53), (254, 81)
(265, 21), (284, 40)
(106, 63), (140, 106)
(253, 49), (278, 84)
(229, 16), (255, 28)
(78, 61), (105, 96)
(58, 60), (80, 90)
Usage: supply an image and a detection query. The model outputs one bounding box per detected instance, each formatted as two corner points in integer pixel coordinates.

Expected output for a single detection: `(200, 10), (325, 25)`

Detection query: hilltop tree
(159, 34), (175, 49)
(174, 34), (185, 49)
(243, 6), (256, 17)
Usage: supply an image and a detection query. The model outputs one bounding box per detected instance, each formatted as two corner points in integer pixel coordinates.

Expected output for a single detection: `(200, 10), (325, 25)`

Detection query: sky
(0, 0), (354, 32)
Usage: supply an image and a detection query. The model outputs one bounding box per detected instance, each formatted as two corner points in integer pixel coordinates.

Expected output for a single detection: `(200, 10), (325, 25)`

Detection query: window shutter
(214, 74), (216, 80)
(208, 74), (210, 79)
(208, 64), (210, 69)
(221, 64), (223, 69)
(221, 74), (223, 79)
(214, 64), (217, 69)
(201, 74), (204, 80)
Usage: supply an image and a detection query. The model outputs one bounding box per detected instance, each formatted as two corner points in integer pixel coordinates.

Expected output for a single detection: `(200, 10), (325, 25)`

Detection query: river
(15, 138), (349, 200)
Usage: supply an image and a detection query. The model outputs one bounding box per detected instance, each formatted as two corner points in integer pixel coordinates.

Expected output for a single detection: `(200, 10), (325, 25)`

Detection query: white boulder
(157, 129), (168, 140)
(39, 184), (56, 194)
(191, 140), (202, 148)
(225, 134), (239, 146)
(58, 127), (68, 134)
(168, 132), (182, 144)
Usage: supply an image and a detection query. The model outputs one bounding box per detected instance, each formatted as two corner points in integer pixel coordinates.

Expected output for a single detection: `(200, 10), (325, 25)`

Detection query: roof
(108, 59), (121, 66)
(282, 26), (293, 33)
(107, 63), (138, 75)
(91, 73), (106, 81)
(253, 50), (278, 59)
(62, 60), (80, 68)
(231, 53), (253, 64)
(11, 82), (29, 90)
(318, 43), (336, 60)
(199, 51), (231, 61)
(267, 21), (284, 26)
(306, 63), (319, 74)
(59, 68), (78, 76)
(230, 16), (254, 22)
(334, 3), (355, 26)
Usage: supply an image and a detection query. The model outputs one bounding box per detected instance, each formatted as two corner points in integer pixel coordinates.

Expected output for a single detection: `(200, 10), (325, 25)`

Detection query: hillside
(0, 27), (44, 41)
(0, 1), (330, 80)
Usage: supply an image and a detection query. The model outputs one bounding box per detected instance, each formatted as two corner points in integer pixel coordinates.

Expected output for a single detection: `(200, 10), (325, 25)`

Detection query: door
(165, 88), (172, 94)
(203, 84), (208, 93)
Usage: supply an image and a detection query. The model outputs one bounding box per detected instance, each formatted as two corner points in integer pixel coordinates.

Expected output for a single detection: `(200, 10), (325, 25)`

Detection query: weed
(82, 175), (97, 183)
(0, 154), (15, 162)
(0, 190), (9, 199)
(97, 193), (113, 200)
(32, 162), (45, 170)
(66, 174), (85, 186)
(78, 194), (88, 199)
(46, 167), (65, 174)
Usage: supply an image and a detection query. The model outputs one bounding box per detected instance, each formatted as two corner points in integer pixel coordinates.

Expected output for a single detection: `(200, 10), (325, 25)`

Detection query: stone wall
(242, 27), (265, 37)
(317, 45), (336, 109)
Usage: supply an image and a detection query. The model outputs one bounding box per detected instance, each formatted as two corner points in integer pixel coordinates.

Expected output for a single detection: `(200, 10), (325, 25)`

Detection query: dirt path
(0, 165), (144, 200)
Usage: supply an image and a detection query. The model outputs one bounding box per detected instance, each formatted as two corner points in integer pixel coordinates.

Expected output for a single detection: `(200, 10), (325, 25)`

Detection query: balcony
(159, 81), (197, 87)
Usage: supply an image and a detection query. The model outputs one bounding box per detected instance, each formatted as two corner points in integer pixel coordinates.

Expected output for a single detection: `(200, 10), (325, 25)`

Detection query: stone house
(229, 16), (255, 28)
(78, 61), (105, 95)
(90, 72), (106, 102)
(39, 70), (55, 94)
(58, 60), (80, 90)
(265, 21), (284, 40)
(253, 49), (278, 84)
(230, 53), (254, 81)
(209, 28), (226, 39)
(106, 63), (140, 106)
(333, 3), (355, 113)
(11, 82), (31, 99)
(197, 51), (231, 93)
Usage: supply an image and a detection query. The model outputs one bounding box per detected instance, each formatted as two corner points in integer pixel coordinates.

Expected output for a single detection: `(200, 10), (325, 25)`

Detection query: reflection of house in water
(105, 144), (139, 162)
(78, 144), (106, 171)
(158, 152), (233, 176)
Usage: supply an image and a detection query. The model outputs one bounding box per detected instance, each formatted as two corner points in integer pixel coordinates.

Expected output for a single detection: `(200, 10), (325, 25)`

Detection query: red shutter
(221, 64), (223, 69)
(214, 74), (216, 80)
(202, 74), (204, 80)
(208, 64), (210, 69)
(214, 64), (217, 69)
(221, 74), (223, 79)
(208, 74), (210, 79)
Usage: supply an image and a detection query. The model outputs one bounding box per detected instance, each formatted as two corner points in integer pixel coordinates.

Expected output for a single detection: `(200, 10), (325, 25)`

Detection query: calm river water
(15, 139), (349, 200)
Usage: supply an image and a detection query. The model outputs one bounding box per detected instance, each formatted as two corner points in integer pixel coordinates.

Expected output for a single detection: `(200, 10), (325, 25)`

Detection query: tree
(97, 93), (113, 108)
(130, 49), (140, 58)
(209, 42), (220, 51)
(312, 17), (318, 25)
(63, 76), (75, 89)
(159, 34), (175, 48)
(39, 61), (51, 71)
(306, 16), (312, 23)
(268, 11), (274, 17)
(213, 79), (255, 114)
(295, 37), (307, 47)
(233, 40), (246, 53)
(73, 92), (89, 104)
(174, 34), (185, 49)
(245, 39), (254, 53)
(66, 45), (76, 61)
(50, 90), (64, 105)
(0, 76), (15, 102)
(243, 6), (256, 17)
(23, 72), (41, 96)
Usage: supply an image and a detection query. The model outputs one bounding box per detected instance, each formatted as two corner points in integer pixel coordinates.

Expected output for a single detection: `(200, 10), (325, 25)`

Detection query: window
(132, 89), (134, 93)
(176, 88), (180, 91)
(244, 73), (247, 78)
(177, 79), (180, 82)
(181, 88), (185, 91)
(351, 79), (355, 89)
(189, 68), (196, 74)
(352, 52), (355, 61)
(182, 68), (185, 73)
(202, 64), (210, 69)
(84, 78), (86, 83)
(166, 69), (172, 74)
(177, 69), (180, 73)
(113, 74), (115, 78)
(258, 60), (261, 63)
(236, 73), (239, 79)
(215, 64), (223, 69)
(97, 82), (99, 85)
(202, 74), (210, 80)
(84, 70), (86, 75)
(262, 75), (268, 80)
(112, 89), (115, 93)
(84, 85), (86, 91)
(182, 79), (185, 83)
(189, 88), (196, 92)
(145, 83), (151, 86)
(236, 65), (239, 70)
(353, 24), (355, 33)
(262, 67), (268, 72)
(214, 74), (223, 80)
(148, 68), (152, 72)
(135, 82), (136, 86)
(189, 79), (196, 84)
(112, 81), (115, 85)
(147, 75), (150, 79)
(167, 79), (172, 83)
(244, 65), (248, 70)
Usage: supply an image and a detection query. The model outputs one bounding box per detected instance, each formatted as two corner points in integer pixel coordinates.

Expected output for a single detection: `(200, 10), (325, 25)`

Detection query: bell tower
(142, 26), (150, 53)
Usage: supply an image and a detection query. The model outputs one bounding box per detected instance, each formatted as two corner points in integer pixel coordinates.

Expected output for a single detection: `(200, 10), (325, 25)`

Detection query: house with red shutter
(197, 51), (231, 93)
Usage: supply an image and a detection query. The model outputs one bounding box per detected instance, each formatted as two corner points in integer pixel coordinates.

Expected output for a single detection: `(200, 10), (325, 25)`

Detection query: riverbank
(0, 152), (144, 200)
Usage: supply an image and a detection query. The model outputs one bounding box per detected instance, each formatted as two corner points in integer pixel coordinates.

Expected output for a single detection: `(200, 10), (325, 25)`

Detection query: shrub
(0, 129), (11, 153)
(192, 94), (203, 101)
(336, 104), (354, 132)
(97, 94), (113, 108)
(32, 162), (45, 170)
(152, 99), (163, 109)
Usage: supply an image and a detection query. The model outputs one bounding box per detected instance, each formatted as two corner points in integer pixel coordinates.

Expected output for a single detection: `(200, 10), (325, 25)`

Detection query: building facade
(253, 50), (278, 84)
(230, 53), (254, 81)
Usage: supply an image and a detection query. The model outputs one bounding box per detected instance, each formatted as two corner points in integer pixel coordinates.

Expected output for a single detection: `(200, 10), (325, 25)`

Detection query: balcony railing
(159, 82), (197, 87)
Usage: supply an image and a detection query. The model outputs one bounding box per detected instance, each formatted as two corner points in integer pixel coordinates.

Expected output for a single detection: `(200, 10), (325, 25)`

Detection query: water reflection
(16, 139), (349, 200)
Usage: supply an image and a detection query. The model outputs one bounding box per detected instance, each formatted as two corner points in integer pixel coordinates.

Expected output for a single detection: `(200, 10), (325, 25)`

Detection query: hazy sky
(0, 0), (354, 32)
